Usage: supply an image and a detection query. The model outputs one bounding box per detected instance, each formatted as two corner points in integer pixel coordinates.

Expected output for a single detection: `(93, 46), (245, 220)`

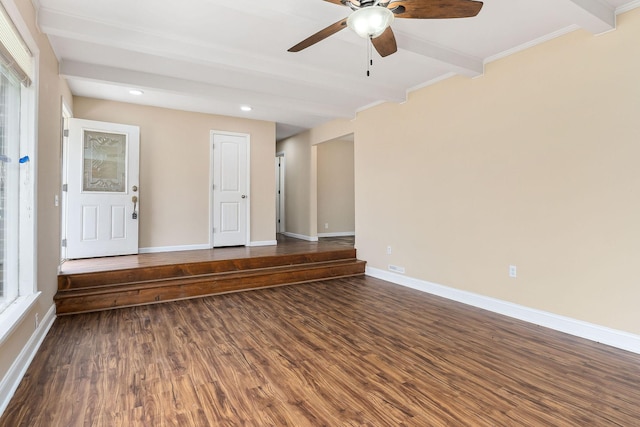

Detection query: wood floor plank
(2, 275), (639, 426)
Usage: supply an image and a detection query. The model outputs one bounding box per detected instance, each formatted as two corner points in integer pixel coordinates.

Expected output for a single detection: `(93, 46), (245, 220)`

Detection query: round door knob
(241, 195), (247, 199)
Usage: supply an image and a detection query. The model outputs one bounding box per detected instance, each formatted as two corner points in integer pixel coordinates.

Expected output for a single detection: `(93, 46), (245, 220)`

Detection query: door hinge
(63, 129), (69, 137)
(62, 184), (68, 192)
(61, 239), (67, 247)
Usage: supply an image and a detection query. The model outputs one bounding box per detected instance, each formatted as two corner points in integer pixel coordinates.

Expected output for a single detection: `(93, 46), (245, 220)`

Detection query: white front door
(211, 132), (249, 247)
(65, 118), (140, 259)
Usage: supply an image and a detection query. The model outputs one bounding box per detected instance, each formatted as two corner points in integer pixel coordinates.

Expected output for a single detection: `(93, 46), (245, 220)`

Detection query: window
(0, 0), (37, 338)
(0, 62), (21, 313)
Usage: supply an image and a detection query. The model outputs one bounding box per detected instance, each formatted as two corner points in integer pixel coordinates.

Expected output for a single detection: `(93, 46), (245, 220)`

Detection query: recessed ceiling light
(240, 105), (252, 112)
(129, 89), (144, 96)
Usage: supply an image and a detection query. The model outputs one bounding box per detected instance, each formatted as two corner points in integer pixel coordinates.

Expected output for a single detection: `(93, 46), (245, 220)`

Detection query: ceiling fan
(288, 0), (483, 58)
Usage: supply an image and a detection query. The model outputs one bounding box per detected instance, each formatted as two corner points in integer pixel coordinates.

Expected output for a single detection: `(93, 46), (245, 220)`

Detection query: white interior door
(65, 118), (140, 259)
(211, 132), (249, 247)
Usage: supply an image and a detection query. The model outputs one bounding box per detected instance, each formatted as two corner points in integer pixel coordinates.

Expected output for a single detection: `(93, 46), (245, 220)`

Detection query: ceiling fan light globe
(347, 6), (394, 39)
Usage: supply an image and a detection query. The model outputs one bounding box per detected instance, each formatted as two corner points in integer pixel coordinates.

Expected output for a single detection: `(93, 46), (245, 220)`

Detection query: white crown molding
(617, 0), (640, 14)
(484, 3), (640, 66)
(485, 25), (581, 65)
(406, 71), (458, 95)
(366, 267), (640, 355)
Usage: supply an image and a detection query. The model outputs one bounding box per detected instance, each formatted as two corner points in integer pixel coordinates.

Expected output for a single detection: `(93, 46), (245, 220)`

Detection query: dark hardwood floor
(54, 235), (363, 315)
(59, 235), (356, 275)
(2, 275), (639, 426)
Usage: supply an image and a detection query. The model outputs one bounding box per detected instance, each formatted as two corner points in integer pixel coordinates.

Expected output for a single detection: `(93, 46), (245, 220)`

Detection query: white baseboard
(141, 241), (279, 251)
(317, 232), (355, 238)
(366, 267), (640, 355)
(0, 303), (56, 418)
(139, 244), (211, 253)
(248, 240), (278, 247)
(282, 232), (318, 242)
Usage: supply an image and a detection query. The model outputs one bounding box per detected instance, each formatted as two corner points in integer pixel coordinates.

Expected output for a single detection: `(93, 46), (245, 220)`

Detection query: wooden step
(55, 252), (365, 315)
(58, 248), (358, 290)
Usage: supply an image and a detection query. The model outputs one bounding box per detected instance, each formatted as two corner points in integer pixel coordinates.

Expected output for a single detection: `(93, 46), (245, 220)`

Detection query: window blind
(0, 4), (32, 86)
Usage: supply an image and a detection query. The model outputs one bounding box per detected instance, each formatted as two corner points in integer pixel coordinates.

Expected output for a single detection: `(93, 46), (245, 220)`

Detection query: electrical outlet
(386, 246), (392, 255)
(509, 265), (517, 278)
(324, 223), (329, 229)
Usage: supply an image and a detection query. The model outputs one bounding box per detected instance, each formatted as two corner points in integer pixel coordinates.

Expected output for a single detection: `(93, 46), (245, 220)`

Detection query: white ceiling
(34, 0), (637, 140)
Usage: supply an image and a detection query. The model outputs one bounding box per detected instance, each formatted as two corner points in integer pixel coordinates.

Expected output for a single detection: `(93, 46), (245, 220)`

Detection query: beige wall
(73, 98), (276, 247)
(354, 9), (640, 335)
(317, 138), (355, 234)
(0, 0), (72, 387)
(276, 132), (313, 237)
(277, 120), (354, 239)
(309, 118), (355, 145)
(277, 8), (640, 337)
(3, 3), (638, 403)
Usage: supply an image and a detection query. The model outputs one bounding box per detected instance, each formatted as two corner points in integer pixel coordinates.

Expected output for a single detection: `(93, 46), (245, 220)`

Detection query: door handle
(241, 195), (247, 199)
(132, 196), (138, 219)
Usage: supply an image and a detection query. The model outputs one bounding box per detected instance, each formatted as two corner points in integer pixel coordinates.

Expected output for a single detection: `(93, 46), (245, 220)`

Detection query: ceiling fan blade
(388, 0), (483, 19)
(323, 0), (359, 6)
(288, 18), (348, 52)
(371, 27), (397, 57)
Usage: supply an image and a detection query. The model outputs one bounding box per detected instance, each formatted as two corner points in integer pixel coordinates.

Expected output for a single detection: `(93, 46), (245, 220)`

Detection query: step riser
(58, 259), (361, 295)
(55, 261), (365, 315)
(59, 249), (357, 290)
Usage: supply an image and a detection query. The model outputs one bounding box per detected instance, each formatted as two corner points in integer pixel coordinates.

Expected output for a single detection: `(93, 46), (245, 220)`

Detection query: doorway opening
(316, 134), (355, 240)
(275, 153), (285, 234)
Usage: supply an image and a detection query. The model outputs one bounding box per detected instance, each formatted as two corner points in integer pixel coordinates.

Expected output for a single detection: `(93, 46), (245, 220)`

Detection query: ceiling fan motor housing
(347, 6), (395, 38)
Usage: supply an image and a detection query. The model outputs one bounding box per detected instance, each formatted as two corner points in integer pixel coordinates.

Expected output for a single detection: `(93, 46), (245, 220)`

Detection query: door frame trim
(275, 152), (285, 234)
(209, 130), (251, 247)
(59, 100), (72, 264)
